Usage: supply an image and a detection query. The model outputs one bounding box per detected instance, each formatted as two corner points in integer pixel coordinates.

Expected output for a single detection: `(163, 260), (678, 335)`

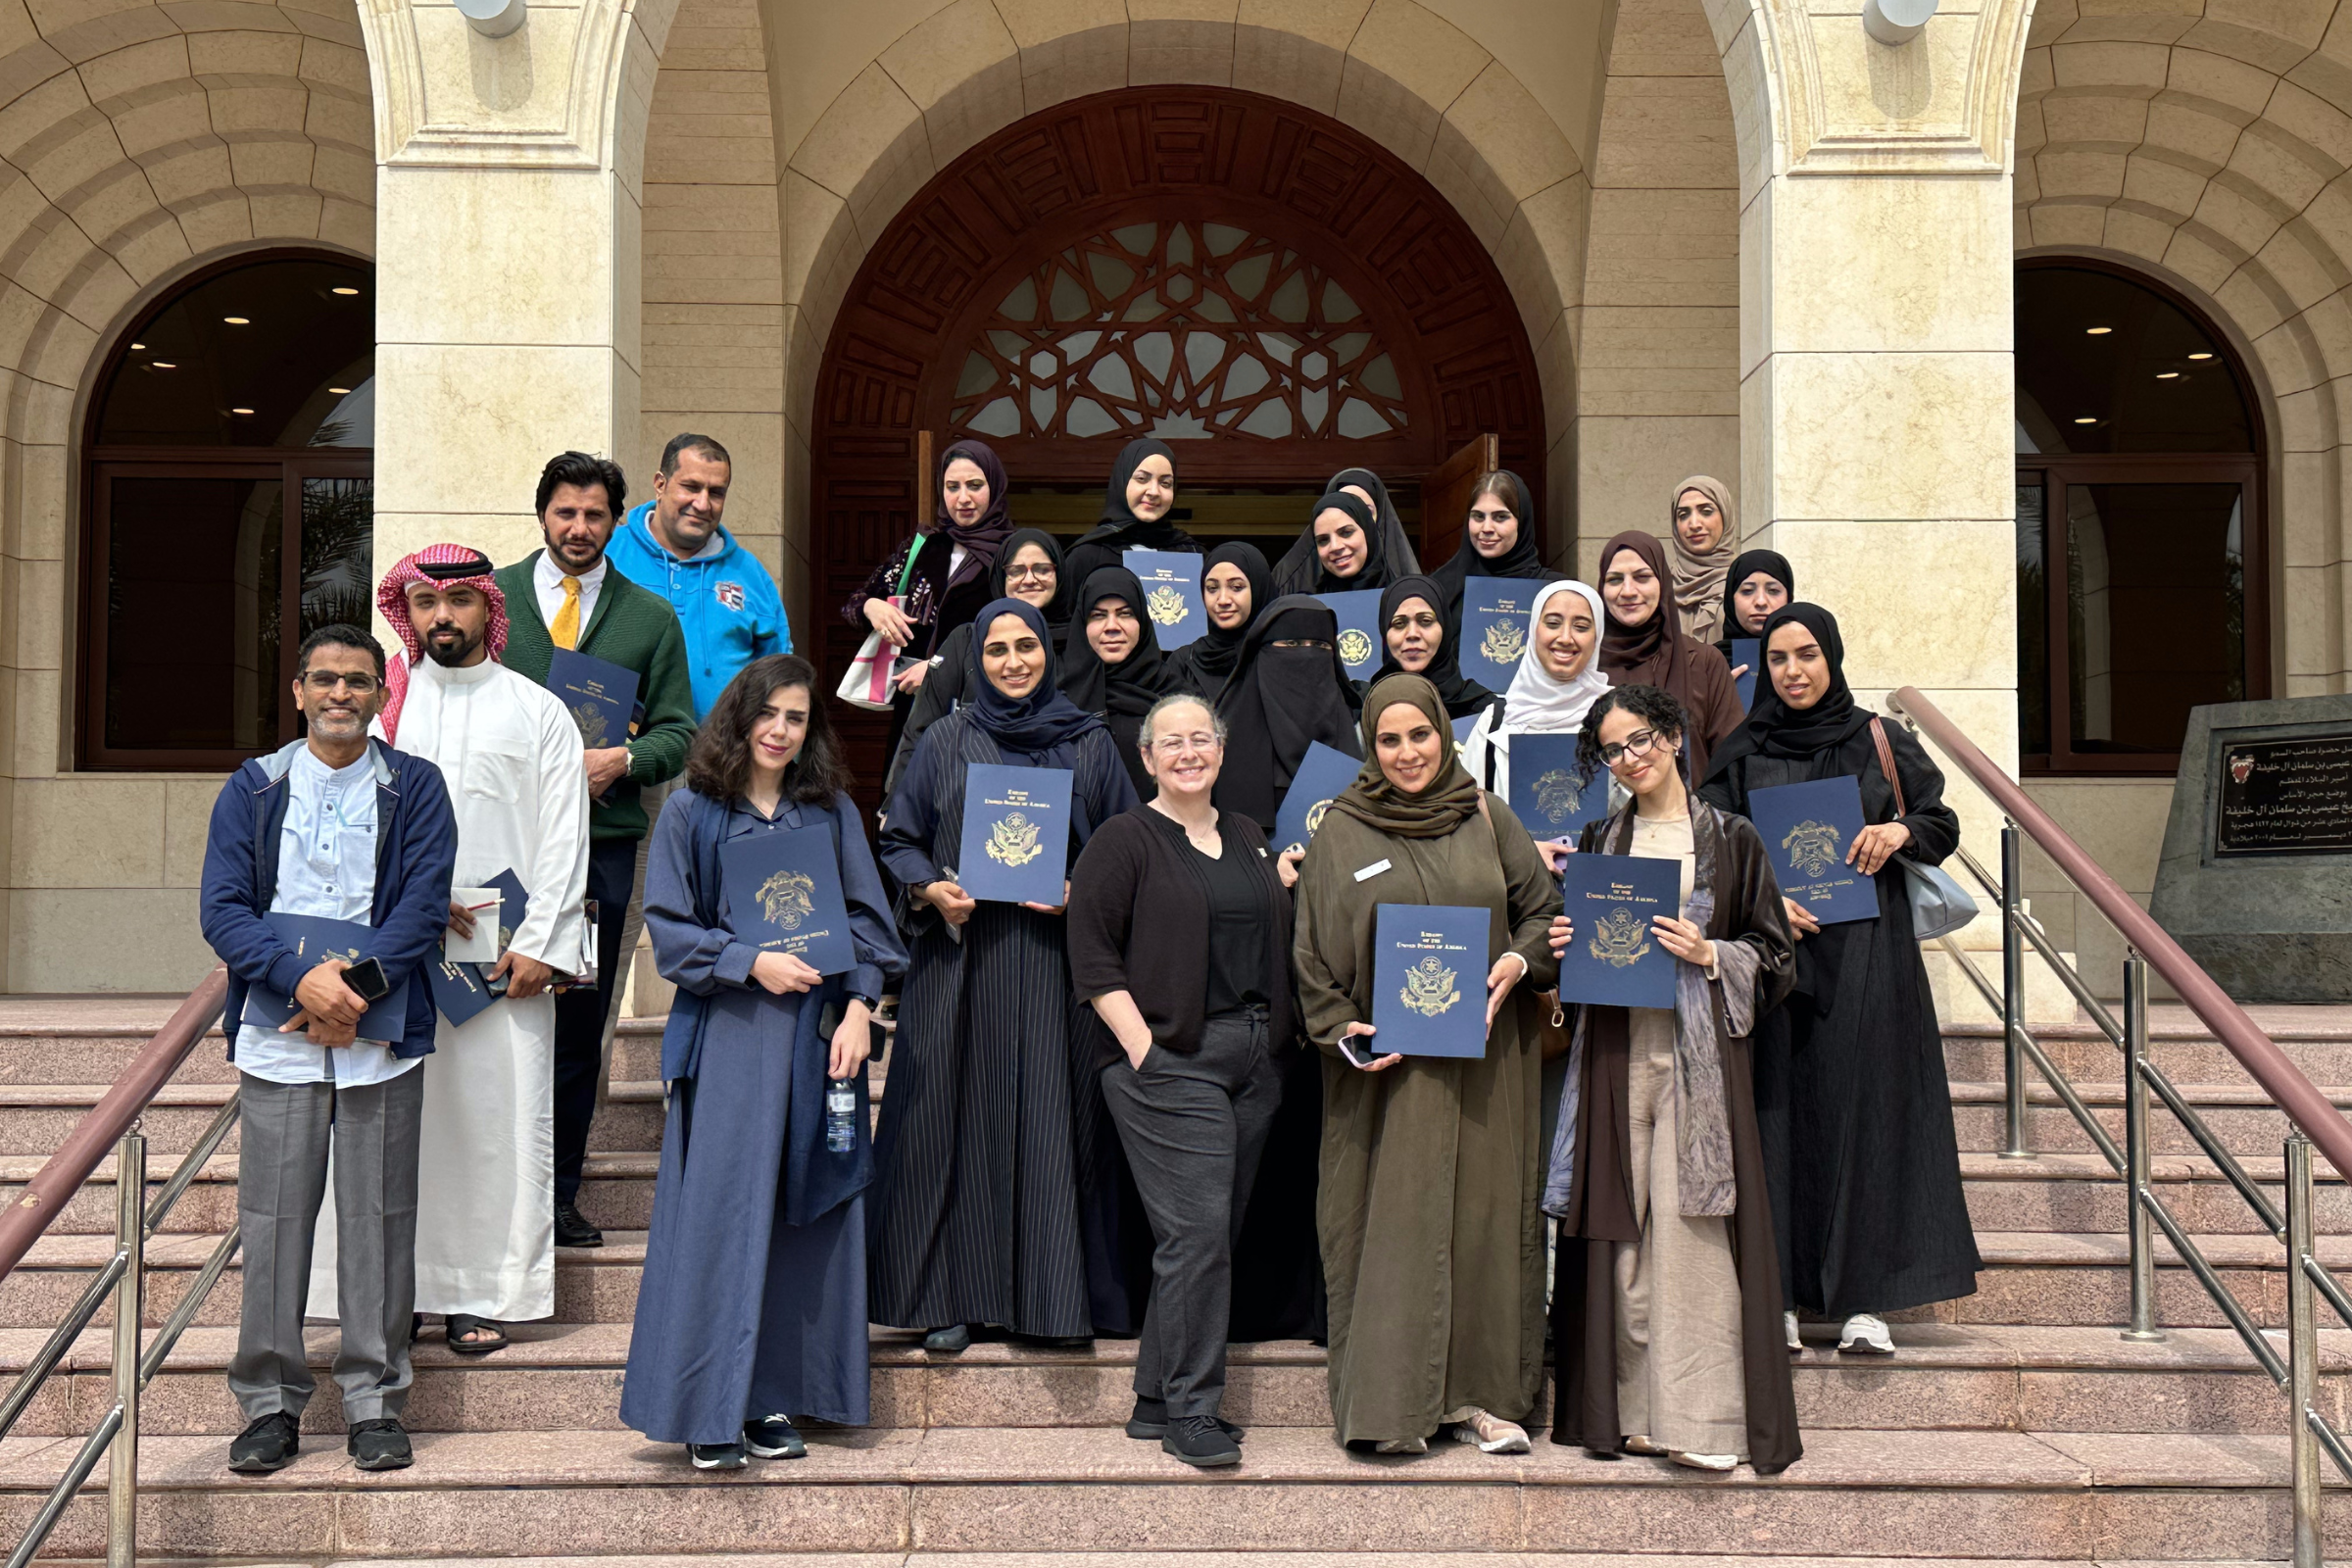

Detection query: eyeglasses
(301, 670), (378, 694)
(1599, 728), (1663, 765)
(1004, 564), (1054, 583)
(1151, 732), (1222, 755)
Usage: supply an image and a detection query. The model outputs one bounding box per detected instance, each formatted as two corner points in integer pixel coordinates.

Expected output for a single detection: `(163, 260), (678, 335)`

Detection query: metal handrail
(1887, 688), (2352, 1564)
(0, 973), (244, 1568)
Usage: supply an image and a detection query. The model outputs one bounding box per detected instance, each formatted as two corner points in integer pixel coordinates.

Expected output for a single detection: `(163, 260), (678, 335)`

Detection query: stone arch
(2014, 3), (2352, 692)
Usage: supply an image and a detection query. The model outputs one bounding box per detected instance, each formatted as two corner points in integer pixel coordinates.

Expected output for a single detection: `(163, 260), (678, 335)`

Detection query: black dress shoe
(1125, 1396), (1244, 1443)
(555, 1200), (604, 1249)
(690, 1442), (747, 1470)
(347, 1418), (412, 1471)
(228, 1411), (299, 1473)
(922, 1324), (971, 1352)
(743, 1414), (807, 1458)
(1161, 1413), (1242, 1467)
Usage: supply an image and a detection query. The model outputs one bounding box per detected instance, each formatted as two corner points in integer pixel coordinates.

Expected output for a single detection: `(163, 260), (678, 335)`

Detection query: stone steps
(0, 1427), (2338, 1560)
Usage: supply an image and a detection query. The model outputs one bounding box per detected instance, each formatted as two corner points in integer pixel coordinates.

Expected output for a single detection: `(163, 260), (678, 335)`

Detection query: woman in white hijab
(1459, 579), (1612, 841)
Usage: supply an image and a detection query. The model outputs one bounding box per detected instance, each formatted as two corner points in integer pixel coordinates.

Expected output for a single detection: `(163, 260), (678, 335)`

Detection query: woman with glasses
(1698, 604), (1976, 1356)
(1292, 673), (1561, 1457)
(1544, 684), (1799, 1475)
(1067, 693), (1297, 1467)
(885, 527), (1068, 799)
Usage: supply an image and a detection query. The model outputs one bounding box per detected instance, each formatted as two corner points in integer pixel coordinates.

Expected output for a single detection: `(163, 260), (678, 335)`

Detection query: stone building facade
(0, 0), (2315, 1002)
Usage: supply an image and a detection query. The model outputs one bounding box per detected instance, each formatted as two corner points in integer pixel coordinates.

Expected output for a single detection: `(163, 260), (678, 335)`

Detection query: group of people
(198, 426), (1980, 1483)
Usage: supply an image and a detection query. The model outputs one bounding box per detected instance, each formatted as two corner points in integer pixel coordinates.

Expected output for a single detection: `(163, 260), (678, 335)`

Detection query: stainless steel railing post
(2122, 954), (2163, 1342)
(107, 1132), (142, 1568)
(2000, 823), (2029, 1158)
(2288, 1133), (2324, 1568)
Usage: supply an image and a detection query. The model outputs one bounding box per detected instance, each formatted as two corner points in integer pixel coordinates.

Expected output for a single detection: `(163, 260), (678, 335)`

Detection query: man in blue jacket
(198, 624), (457, 1477)
(609, 432), (790, 720)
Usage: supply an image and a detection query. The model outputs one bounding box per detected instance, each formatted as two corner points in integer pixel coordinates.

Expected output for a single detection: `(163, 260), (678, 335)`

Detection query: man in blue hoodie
(609, 433), (790, 720)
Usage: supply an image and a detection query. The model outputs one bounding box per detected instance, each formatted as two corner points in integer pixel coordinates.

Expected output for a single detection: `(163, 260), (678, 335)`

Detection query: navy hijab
(963, 597), (1103, 754)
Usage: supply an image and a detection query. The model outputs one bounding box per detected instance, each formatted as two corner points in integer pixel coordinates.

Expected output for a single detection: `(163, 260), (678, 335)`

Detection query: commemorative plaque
(2212, 735), (2352, 857)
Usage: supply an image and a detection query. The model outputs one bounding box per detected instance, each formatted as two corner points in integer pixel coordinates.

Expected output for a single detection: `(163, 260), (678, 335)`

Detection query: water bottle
(825, 1078), (858, 1152)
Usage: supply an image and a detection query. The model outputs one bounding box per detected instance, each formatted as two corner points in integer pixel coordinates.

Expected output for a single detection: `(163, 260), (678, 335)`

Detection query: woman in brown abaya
(1292, 674), (1560, 1455)
(1595, 530), (1744, 782)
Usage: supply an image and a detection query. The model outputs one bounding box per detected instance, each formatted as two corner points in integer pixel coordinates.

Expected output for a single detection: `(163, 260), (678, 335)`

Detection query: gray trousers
(1100, 1009), (1282, 1418)
(228, 1065), (424, 1424)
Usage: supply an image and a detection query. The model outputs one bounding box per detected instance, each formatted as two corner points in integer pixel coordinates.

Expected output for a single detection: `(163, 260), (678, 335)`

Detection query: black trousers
(1099, 1008), (1282, 1418)
(556, 835), (638, 1203)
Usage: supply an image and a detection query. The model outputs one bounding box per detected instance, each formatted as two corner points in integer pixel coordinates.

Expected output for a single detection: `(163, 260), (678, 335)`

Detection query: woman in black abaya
(1361, 574), (1496, 722)
(1063, 438), (1195, 589)
(1165, 541), (1274, 703)
(1695, 603), (1979, 1354)
(1062, 566), (1179, 799)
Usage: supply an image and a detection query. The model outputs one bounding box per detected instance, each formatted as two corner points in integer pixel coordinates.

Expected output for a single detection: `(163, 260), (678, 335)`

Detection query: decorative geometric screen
(948, 221), (1408, 445)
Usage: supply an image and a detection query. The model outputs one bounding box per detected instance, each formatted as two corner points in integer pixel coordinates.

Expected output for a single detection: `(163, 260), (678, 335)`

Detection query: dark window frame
(2016, 257), (2270, 777)
(74, 248), (372, 772)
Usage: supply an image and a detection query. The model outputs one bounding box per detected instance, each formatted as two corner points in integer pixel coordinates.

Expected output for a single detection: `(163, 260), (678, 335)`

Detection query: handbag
(835, 538), (929, 711)
(1869, 717), (1979, 942)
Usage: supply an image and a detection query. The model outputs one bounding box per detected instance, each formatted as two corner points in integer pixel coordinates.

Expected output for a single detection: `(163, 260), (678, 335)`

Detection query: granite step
(0, 1428), (2337, 1560)
(1947, 1079), (2352, 1160)
(26, 1558), (2301, 1568)
(1939, 1009), (2352, 1087)
(0, 1085), (672, 1159)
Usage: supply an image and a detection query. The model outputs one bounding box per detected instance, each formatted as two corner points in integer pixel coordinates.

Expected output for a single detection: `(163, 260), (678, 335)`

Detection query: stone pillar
(360, 0), (663, 607)
(1727, 0), (2061, 1018)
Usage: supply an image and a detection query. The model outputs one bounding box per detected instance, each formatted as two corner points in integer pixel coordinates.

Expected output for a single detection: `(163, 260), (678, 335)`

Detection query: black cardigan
(1066, 805), (1298, 1071)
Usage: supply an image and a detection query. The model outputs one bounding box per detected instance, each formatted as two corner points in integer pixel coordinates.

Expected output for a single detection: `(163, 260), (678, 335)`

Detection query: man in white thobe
(311, 544), (589, 1349)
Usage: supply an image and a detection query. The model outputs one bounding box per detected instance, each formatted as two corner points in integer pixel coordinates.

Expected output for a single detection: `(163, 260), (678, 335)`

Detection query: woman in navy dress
(621, 654), (907, 1470)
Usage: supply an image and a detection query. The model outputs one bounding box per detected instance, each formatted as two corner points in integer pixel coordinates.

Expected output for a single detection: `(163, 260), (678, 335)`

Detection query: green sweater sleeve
(630, 611), (695, 785)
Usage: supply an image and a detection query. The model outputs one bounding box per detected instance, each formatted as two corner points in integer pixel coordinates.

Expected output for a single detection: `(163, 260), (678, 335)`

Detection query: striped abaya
(868, 707), (1140, 1338)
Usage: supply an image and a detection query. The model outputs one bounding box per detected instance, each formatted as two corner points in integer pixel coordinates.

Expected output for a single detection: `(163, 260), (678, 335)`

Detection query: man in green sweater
(498, 451), (696, 1250)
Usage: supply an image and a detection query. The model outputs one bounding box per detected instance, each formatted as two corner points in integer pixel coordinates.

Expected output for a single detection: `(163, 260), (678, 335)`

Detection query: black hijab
(1164, 540), (1274, 700)
(1060, 566), (1174, 718)
(1700, 602), (1870, 788)
(991, 526), (1073, 638)
(1070, 437), (1190, 553)
(1365, 574), (1494, 720)
(962, 598), (1103, 754)
(1715, 548), (1794, 654)
(1212, 595), (1365, 830)
(1273, 468), (1419, 594)
(1431, 468), (1552, 611)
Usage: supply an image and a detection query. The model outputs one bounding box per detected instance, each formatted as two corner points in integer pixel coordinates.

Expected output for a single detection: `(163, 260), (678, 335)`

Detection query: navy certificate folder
(1124, 549), (1206, 649)
(956, 763), (1073, 905)
(1506, 733), (1606, 841)
(1453, 712), (1479, 742)
(239, 912), (411, 1040)
(720, 824), (856, 974)
(1731, 638), (1759, 710)
(1275, 741), (1362, 857)
(1460, 577), (1537, 689)
(426, 946), (495, 1027)
(1556, 853), (1679, 1008)
(1370, 903), (1490, 1058)
(1749, 774), (1879, 925)
(549, 647), (640, 750)
(1317, 589), (1386, 681)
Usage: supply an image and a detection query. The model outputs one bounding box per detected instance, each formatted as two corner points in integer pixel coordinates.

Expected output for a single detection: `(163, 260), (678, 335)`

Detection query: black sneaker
(347, 1418), (412, 1471)
(1161, 1413), (1242, 1468)
(922, 1323), (971, 1353)
(555, 1199), (604, 1249)
(690, 1442), (748, 1470)
(227, 1411), (299, 1473)
(1126, 1397), (1244, 1443)
(743, 1414), (806, 1459)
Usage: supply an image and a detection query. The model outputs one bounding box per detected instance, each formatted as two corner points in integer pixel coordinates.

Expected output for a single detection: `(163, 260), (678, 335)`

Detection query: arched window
(77, 252), (373, 769)
(2015, 260), (2266, 774)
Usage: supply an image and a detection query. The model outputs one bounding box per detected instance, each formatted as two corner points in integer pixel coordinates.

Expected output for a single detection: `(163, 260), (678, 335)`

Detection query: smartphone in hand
(341, 956), (390, 1003)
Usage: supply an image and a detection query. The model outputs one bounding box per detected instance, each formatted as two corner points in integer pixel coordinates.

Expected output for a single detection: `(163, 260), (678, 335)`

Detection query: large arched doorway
(813, 85), (1546, 781)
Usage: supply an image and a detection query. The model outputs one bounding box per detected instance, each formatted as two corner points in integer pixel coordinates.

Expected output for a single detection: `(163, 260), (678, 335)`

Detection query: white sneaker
(1838, 1312), (1894, 1354)
(1623, 1434), (1668, 1455)
(1784, 1310), (1802, 1351)
(1449, 1408), (1531, 1454)
(1670, 1450), (1739, 1471)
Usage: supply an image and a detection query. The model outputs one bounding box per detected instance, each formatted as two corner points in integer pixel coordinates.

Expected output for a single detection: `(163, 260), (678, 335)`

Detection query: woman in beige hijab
(1667, 477), (1739, 646)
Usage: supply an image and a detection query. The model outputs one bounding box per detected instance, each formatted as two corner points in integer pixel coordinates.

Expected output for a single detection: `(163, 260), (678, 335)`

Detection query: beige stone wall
(0, 0), (374, 994)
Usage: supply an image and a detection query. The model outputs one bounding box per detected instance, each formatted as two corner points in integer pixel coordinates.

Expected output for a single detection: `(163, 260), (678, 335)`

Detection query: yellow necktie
(551, 574), (581, 650)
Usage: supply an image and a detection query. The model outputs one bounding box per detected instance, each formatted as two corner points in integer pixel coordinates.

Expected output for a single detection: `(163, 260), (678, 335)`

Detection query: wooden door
(1417, 434), (1499, 568)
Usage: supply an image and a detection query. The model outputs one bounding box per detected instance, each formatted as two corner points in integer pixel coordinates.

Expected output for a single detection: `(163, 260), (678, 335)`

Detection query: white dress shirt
(534, 552), (608, 637)
(233, 746), (419, 1087)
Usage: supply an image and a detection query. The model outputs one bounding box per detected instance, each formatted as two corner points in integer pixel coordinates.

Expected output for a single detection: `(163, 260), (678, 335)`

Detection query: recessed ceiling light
(2188, 351), (2214, 361)
(2156, 370), (2180, 379)
(129, 341), (143, 350)
(2085, 325), (2114, 335)
(327, 386), (351, 395)
(230, 407), (254, 415)
(330, 286), (360, 297)
(150, 361), (175, 368)
(2074, 416), (2097, 424)
(222, 316), (249, 325)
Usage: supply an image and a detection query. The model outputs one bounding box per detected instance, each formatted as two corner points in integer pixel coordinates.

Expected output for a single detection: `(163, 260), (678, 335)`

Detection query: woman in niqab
(1362, 574), (1495, 722)
(1696, 604), (1978, 1355)
(1666, 476), (1740, 647)
(1062, 566), (1178, 800)
(1545, 682), (1799, 1475)
(1293, 674), (1560, 1454)
(869, 599), (1141, 1352)
(1063, 438), (1195, 589)
(1165, 541), (1274, 702)
(1595, 530), (1743, 782)
(885, 526), (1068, 798)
